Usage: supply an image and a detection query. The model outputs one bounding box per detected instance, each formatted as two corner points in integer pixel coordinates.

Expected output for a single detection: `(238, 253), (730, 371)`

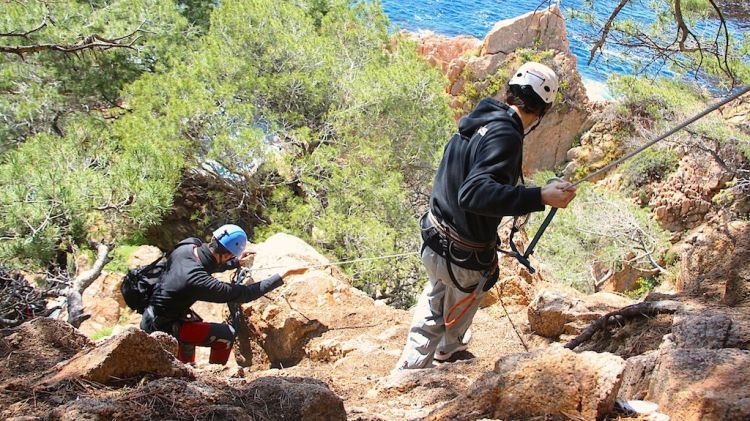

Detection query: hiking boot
(434, 344), (468, 362)
(434, 329), (472, 362)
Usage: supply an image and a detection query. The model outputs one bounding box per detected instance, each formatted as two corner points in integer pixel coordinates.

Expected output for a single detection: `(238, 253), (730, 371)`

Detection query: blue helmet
(212, 224), (247, 257)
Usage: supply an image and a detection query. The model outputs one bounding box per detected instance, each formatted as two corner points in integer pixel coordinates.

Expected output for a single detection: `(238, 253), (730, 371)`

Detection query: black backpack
(120, 238), (201, 314)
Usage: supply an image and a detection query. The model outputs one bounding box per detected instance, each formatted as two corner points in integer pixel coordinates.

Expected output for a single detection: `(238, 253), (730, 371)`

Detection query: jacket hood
(458, 97), (523, 138)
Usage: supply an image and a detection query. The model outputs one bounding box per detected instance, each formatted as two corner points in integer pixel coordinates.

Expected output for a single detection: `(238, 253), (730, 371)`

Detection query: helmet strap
(524, 117), (542, 136)
(524, 105), (551, 135)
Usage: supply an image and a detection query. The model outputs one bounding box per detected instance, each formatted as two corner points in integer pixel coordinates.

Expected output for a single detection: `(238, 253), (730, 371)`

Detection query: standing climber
(140, 224), (307, 365)
(396, 62), (577, 369)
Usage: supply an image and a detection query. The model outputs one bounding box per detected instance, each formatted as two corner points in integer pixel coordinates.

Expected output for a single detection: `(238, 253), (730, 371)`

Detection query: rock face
(481, 6), (570, 55)
(527, 289), (634, 337)
(562, 108), (626, 183)
(411, 4), (590, 173)
(650, 154), (734, 232)
(648, 347), (750, 421)
(671, 308), (750, 350)
(45, 327), (192, 385)
(407, 30), (482, 73)
(616, 304), (750, 420)
(675, 220), (749, 305)
(79, 272), (125, 337)
(239, 233), (409, 369)
(617, 350), (659, 401)
(427, 347), (625, 421)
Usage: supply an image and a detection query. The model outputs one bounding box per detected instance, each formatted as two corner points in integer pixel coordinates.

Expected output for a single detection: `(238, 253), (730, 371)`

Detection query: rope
(572, 85), (750, 187)
(496, 277), (529, 352)
(249, 250), (420, 272)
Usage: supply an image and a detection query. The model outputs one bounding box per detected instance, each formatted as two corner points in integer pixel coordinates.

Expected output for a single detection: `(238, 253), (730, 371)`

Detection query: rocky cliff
(3, 225), (749, 420)
(409, 4), (591, 174)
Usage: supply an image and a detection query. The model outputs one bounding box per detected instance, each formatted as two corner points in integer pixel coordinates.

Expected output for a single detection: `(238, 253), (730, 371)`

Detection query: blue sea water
(381, 0), (747, 97)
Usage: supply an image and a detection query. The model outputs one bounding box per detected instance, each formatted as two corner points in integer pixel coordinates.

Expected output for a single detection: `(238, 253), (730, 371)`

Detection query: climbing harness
(503, 85), (750, 274)
(421, 211), (500, 294)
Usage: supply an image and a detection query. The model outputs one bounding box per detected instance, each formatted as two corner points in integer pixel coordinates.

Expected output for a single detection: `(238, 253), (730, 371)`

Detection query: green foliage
(115, 0), (452, 304)
(620, 147), (679, 191)
(105, 245), (143, 274)
(572, 1), (749, 86)
(624, 276), (659, 299)
(0, 0), (195, 148)
(608, 75), (707, 121)
(0, 112), (182, 267)
(528, 171), (672, 293)
(1, 0), (453, 305)
(91, 326), (114, 341)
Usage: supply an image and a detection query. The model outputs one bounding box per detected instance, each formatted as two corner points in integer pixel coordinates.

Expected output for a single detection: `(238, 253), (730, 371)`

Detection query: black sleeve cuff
(258, 274), (284, 295)
(520, 186), (545, 214)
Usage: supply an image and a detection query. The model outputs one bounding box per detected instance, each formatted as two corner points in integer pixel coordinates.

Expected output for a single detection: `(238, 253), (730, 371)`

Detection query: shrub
(620, 147), (679, 191)
(526, 171), (672, 293)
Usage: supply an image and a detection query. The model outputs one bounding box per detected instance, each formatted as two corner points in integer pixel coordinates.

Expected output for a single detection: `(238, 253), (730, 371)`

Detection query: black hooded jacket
(430, 97), (545, 244)
(148, 238), (282, 322)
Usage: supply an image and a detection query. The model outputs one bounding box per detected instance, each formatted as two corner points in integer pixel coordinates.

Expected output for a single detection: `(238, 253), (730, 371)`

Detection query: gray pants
(397, 245), (489, 369)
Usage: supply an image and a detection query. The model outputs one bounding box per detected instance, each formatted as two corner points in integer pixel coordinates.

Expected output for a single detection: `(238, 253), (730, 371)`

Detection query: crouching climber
(140, 224), (307, 365)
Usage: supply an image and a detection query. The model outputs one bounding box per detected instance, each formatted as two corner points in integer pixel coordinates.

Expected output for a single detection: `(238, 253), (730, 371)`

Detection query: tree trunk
(66, 241), (112, 328)
(564, 300), (681, 350)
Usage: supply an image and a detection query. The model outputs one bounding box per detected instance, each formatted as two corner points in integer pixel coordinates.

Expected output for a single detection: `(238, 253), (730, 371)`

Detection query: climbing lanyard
(228, 267), (251, 330)
(505, 85), (750, 274)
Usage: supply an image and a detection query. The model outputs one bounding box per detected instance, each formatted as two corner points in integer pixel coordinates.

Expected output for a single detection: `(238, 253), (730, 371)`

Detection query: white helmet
(508, 62), (559, 104)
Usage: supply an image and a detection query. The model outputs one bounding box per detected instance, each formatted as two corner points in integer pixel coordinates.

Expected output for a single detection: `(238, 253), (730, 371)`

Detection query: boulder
(150, 331), (179, 357)
(527, 289), (634, 338)
(671, 309), (750, 350)
(242, 377), (346, 421)
(648, 347), (750, 421)
(0, 317), (93, 383)
(618, 350), (659, 401)
(482, 4), (569, 56)
(49, 376), (345, 421)
(239, 234), (405, 369)
(45, 327), (192, 385)
(427, 347), (625, 420)
(127, 245), (162, 269)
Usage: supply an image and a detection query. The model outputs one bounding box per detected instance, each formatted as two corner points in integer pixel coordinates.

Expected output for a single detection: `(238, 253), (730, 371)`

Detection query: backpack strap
(175, 237), (202, 249)
(136, 238), (202, 274)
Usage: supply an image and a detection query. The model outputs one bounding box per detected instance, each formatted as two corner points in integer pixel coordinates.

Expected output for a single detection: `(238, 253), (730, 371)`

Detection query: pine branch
(0, 25), (146, 59)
